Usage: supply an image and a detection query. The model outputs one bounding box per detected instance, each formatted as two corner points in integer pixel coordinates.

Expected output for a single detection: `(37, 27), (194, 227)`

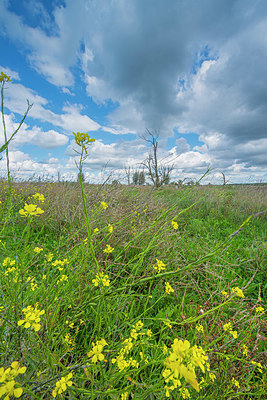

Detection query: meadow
(0, 177), (266, 399)
(0, 72), (266, 399)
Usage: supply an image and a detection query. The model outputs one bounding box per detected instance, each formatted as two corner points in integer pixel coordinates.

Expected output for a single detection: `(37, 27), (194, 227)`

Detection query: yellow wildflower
(242, 345), (248, 357)
(209, 372), (216, 382)
(230, 330), (238, 339)
(3, 258), (15, 267)
(223, 322), (232, 332)
(19, 203), (44, 217)
(32, 193), (45, 203)
(255, 306), (264, 313)
(165, 282), (174, 294)
(223, 322), (237, 339)
(4, 267), (17, 276)
(196, 324), (204, 333)
(171, 220), (178, 230)
(232, 287), (245, 298)
(232, 378), (240, 388)
(163, 338), (208, 396)
(251, 361), (263, 373)
(0, 380), (23, 399)
(26, 277), (38, 291)
(57, 275), (68, 285)
(52, 373), (73, 398)
(18, 305), (44, 332)
(65, 320), (74, 329)
(101, 201), (108, 210)
(153, 259), (166, 273)
(73, 132), (95, 154)
(103, 244), (114, 254)
(0, 72), (12, 83)
(146, 329), (152, 337)
(45, 252), (53, 262)
(88, 339), (108, 363)
(34, 247), (43, 253)
(92, 272), (110, 287)
(163, 320), (172, 329)
(108, 224), (113, 233)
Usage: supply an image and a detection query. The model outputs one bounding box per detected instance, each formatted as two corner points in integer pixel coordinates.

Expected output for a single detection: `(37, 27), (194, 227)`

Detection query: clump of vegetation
(0, 72), (266, 399)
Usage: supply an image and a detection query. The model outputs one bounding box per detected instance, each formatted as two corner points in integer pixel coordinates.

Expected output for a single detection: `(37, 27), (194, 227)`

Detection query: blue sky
(0, 0), (267, 183)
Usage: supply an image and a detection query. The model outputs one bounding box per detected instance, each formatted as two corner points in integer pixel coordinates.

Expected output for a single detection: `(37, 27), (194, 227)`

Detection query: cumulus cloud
(65, 137), (148, 170)
(1, 1), (267, 138)
(0, 65), (20, 81)
(0, 150), (60, 179)
(2, 82), (101, 133)
(0, 114), (69, 149)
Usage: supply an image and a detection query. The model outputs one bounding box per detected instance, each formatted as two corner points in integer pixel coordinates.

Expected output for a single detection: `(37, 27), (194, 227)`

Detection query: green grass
(0, 178), (266, 400)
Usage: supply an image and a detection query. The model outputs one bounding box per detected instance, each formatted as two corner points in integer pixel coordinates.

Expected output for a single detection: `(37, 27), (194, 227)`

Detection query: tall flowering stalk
(73, 132), (99, 272)
(0, 72), (32, 195)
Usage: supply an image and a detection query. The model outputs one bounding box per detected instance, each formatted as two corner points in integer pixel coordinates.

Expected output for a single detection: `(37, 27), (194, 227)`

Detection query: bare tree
(221, 172), (226, 185)
(140, 129), (173, 188)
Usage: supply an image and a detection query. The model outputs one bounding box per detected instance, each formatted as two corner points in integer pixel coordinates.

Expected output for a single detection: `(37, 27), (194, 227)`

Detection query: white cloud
(0, 114), (69, 149)
(0, 65), (20, 81)
(2, 82), (101, 134)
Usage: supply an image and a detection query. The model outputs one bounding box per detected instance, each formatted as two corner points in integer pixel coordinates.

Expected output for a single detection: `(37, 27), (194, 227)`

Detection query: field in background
(0, 181), (266, 399)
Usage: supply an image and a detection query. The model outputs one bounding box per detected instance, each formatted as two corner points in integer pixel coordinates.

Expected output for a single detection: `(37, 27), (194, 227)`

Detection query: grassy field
(0, 178), (266, 399)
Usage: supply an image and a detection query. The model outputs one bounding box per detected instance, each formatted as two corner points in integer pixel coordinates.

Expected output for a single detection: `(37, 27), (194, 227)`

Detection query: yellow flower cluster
(165, 282), (174, 294)
(171, 220), (178, 230)
(101, 201), (108, 209)
(57, 274), (68, 285)
(52, 259), (68, 270)
(4, 266), (17, 276)
(112, 337), (139, 371)
(64, 333), (75, 348)
(0, 72), (12, 83)
(73, 132), (95, 154)
(3, 257), (17, 279)
(223, 322), (237, 339)
(18, 304), (45, 332)
(108, 224), (113, 233)
(153, 259), (166, 273)
(33, 246), (43, 254)
(242, 344), (248, 357)
(26, 277), (38, 291)
(112, 321), (150, 372)
(52, 373), (73, 398)
(162, 338), (208, 397)
(45, 252), (53, 262)
(103, 244), (114, 254)
(130, 320), (144, 340)
(251, 360), (263, 373)
(92, 272), (110, 287)
(19, 203), (44, 217)
(232, 377), (240, 388)
(32, 193), (45, 203)
(0, 362), (26, 399)
(196, 324), (204, 333)
(2, 258), (15, 267)
(231, 287), (245, 298)
(88, 339), (108, 363)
